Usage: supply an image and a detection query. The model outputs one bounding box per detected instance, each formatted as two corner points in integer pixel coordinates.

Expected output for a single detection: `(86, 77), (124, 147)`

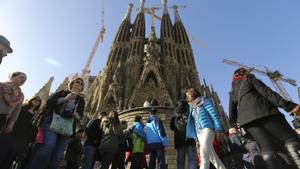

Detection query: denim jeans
(148, 147), (166, 169)
(81, 145), (97, 169)
(177, 144), (198, 169)
(28, 116), (70, 169)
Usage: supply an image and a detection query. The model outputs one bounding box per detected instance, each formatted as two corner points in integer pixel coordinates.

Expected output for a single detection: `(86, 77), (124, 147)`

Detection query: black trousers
(244, 114), (299, 152)
(0, 114), (7, 133)
(66, 160), (80, 169)
(100, 152), (117, 169)
(131, 152), (144, 169)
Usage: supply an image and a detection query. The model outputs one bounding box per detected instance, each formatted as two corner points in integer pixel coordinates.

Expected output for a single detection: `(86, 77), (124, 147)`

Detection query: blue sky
(0, 0), (299, 124)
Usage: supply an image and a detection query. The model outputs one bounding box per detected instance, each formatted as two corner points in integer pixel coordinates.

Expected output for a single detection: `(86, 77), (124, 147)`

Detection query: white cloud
(44, 57), (61, 67)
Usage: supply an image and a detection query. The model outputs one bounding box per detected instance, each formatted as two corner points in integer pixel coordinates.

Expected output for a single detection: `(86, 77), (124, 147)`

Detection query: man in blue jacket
(145, 99), (168, 169)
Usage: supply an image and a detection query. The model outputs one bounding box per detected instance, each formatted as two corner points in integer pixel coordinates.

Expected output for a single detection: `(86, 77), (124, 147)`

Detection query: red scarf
(1, 82), (24, 108)
(232, 74), (246, 86)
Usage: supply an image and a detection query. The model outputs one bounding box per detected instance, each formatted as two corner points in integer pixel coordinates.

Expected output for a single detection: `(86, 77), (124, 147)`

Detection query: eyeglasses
(74, 80), (84, 85)
(34, 98), (41, 102)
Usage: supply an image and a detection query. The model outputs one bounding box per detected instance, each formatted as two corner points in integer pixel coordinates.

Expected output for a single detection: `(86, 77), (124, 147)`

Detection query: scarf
(190, 97), (204, 109)
(232, 74), (246, 86)
(1, 82), (24, 108)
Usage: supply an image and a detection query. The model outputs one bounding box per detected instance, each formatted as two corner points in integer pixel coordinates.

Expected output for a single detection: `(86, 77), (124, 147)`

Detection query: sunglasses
(74, 80), (84, 85)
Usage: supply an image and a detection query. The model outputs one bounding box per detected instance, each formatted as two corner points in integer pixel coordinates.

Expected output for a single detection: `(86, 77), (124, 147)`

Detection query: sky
(0, 0), (299, 125)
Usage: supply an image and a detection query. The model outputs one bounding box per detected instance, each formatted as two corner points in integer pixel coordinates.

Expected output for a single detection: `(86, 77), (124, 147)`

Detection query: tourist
(65, 128), (84, 169)
(228, 128), (250, 169)
(229, 68), (300, 169)
(99, 111), (122, 169)
(82, 111), (107, 169)
(118, 120), (130, 169)
(145, 99), (168, 169)
(170, 100), (197, 169)
(131, 115), (147, 169)
(185, 88), (226, 169)
(0, 35), (13, 64)
(28, 77), (85, 169)
(0, 95), (41, 168)
(0, 71), (27, 134)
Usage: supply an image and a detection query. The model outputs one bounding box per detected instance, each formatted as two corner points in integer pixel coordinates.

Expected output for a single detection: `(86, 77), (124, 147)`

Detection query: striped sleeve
(204, 99), (222, 132)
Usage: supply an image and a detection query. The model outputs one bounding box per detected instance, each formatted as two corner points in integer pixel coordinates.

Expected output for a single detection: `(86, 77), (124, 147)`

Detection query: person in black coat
(0, 96), (41, 169)
(65, 128), (84, 169)
(170, 100), (197, 169)
(229, 68), (300, 169)
(28, 77), (85, 169)
(82, 111), (107, 169)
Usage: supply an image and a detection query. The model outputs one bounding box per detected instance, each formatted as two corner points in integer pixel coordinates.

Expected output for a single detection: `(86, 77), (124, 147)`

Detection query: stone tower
(33, 76), (54, 109)
(86, 0), (201, 114)
(83, 1), (228, 168)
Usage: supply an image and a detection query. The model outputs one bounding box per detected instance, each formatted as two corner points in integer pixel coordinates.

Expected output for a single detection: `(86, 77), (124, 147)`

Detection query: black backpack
(174, 114), (188, 140)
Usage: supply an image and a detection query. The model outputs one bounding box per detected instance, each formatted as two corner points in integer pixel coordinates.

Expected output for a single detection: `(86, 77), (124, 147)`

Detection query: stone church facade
(85, 0), (200, 115)
(34, 0), (229, 168)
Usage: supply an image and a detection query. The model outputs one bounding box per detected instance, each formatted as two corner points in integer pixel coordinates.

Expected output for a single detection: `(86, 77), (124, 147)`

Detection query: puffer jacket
(186, 97), (222, 139)
(229, 75), (297, 126)
(145, 115), (168, 148)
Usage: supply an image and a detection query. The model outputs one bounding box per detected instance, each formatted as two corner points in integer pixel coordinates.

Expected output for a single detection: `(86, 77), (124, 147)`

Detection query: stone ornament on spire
(162, 0), (168, 14)
(139, 0), (146, 13)
(123, 3), (134, 21)
(144, 27), (161, 65)
(173, 5), (182, 23)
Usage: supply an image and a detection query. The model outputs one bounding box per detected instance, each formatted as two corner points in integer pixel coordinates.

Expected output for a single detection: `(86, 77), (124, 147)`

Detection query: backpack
(174, 114), (188, 140)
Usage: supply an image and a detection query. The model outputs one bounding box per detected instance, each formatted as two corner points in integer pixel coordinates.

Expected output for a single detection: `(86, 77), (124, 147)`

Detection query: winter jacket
(170, 114), (195, 149)
(229, 75), (297, 126)
(186, 98), (222, 139)
(132, 122), (146, 153)
(33, 90), (85, 128)
(145, 115), (168, 149)
(98, 117), (121, 153)
(84, 118), (102, 147)
(45, 90), (85, 118)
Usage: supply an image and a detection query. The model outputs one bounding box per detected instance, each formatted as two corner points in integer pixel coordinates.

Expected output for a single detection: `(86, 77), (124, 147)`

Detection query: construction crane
(223, 59), (297, 101)
(142, 5), (187, 23)
(80, 0), (106, 94)
(141, 5), (209, 50)
(298, 87), (300, 100)
(82, 0), (105, 76)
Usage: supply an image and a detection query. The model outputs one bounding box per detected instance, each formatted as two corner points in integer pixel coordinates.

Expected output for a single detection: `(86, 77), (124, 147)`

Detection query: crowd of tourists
(0, 68), (300, 169)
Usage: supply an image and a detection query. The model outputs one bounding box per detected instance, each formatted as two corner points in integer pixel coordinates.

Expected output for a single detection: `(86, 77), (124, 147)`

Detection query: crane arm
(222, 59), (267, 76)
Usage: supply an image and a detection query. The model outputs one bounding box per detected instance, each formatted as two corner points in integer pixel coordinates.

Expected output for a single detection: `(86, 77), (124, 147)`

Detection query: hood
(148, 115), (158, 123)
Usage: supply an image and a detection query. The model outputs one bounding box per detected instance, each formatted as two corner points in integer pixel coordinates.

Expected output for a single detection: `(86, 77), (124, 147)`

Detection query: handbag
(49, 100), (77, 137)
(50, 113), (74, 137)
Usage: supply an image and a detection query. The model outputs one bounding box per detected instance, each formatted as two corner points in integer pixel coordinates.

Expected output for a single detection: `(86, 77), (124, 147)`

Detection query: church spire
(173, 5), (190, 46)
(162, 0), (168, 14)
(173, 5), (182, 23)
(139, 0), (145, 13)
(106, 3), (132, 65)
(34, 76), (54, 108)
(123, 3), (134, 21)
(113, 3), (133, 43)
